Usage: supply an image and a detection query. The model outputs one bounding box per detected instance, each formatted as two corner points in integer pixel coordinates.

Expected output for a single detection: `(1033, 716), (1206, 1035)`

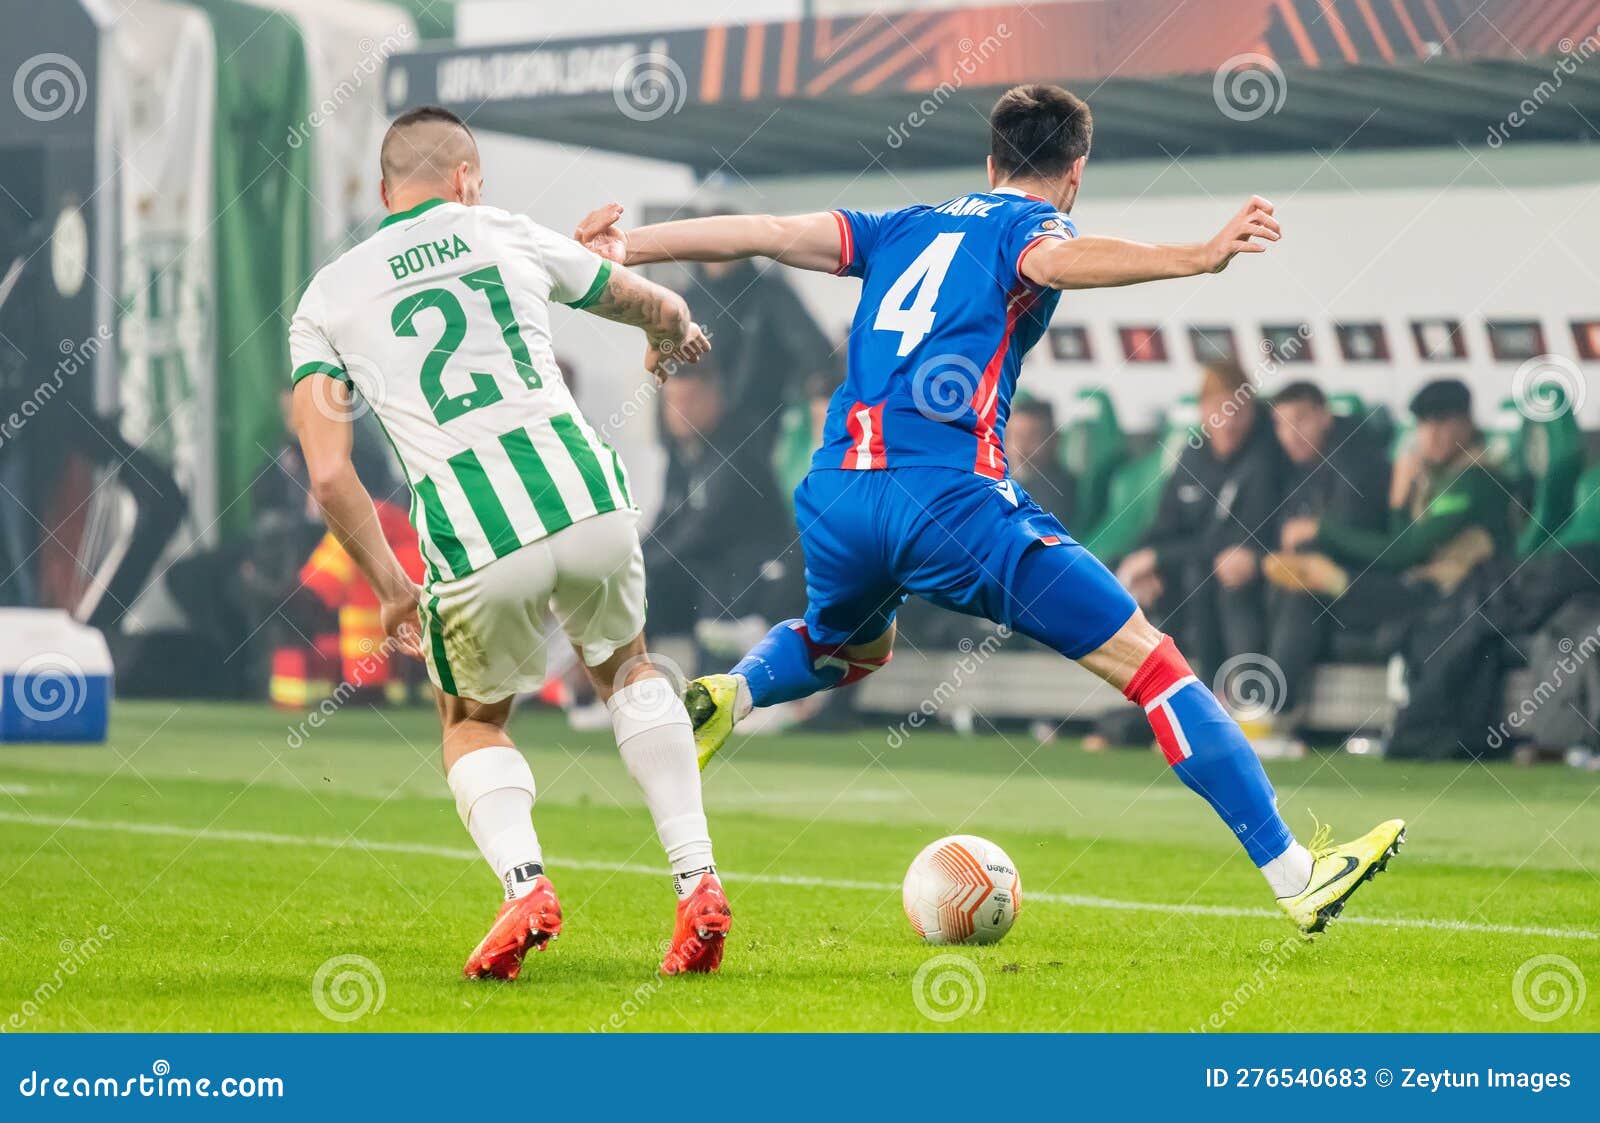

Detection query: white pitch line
(2, 810), (1594, 942)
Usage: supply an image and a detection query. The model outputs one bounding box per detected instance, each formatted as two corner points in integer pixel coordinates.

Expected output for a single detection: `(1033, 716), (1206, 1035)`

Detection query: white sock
(610, 678), (715, 898)
(1261, 841), (1315, 898)
(447, 746), (544, 900)
(731, 673), (753, 722)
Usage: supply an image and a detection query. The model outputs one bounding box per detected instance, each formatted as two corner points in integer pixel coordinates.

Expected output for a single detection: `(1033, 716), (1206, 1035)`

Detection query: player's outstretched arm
(292, 376), (424, 659)
(575, 203), (842, 273)
(1022, 196), (1280, 290)
(581, 262), (711, 376)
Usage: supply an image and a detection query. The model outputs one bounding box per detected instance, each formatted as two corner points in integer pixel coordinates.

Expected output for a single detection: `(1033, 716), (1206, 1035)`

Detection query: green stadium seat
(1326, 392), (1395, 451)
(1358, 399), (1396, 449)
(1057, 387), (1127, 533)
(772, 402), (815, 509)
(1389, 412), (1414, 460)
(1506, 387), (1588, 556)
(1549, 460), (1600, 551)
(1326, 391), (1365, 417)
(1080, 398), (1198, 564)
(1484, 396), (1526, 470)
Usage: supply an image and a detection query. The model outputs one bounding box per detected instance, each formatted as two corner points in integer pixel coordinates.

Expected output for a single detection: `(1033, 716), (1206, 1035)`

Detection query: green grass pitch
(1, 700), (1596, 1032)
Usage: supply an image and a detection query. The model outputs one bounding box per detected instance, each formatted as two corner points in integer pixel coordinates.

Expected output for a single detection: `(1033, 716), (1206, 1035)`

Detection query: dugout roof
(387, 0), (1600, 176)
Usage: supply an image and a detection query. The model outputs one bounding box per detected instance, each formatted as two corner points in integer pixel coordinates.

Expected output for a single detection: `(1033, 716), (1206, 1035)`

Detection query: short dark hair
(388, 104), (469, 133)
(1271, 381), (1328, 410)
(1409, 378), (1472, 421)
(381, 105), (476, 184)
(989, 84), (1093, 180)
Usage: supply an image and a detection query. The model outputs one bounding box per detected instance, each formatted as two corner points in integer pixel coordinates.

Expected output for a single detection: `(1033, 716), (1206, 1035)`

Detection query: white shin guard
(447, 746), (543, 899)
(609, 678), (714, 889)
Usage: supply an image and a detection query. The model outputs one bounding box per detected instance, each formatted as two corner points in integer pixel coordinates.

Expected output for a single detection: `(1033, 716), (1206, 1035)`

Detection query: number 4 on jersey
(872, 232), (964, 357)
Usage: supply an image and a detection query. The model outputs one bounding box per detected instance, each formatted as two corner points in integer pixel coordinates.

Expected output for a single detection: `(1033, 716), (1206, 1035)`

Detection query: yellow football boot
(1278, 818), (1407, 937)
(683, 674), (739, 771)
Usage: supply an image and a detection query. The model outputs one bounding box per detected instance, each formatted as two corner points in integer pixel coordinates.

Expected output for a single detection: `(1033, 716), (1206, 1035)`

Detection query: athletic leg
(1009, 537), (1407, 931)
(1077, 609), (1309, 888)
(442, 693), (548, 898)
(1006, 541), (1310, 894)
(1090, 608), (1408, 935)
(728, 617), (896, 713)
(582, 632), (716, 898)
(440, 690), (564, 980)
(687, 470), (901, 766)
(553, 511), (730, 972)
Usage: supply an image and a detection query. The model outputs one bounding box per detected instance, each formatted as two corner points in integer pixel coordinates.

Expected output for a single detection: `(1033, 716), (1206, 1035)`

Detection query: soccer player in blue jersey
(576, 84), (1403, 935)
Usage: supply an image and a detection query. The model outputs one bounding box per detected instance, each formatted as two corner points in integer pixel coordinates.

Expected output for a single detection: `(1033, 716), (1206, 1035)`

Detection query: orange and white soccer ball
(902, 834), (1021, 945)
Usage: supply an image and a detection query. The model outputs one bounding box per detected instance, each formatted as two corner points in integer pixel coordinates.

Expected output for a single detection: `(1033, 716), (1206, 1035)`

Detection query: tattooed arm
(574, 203), (843, 273)
(579, 263), (710, 377)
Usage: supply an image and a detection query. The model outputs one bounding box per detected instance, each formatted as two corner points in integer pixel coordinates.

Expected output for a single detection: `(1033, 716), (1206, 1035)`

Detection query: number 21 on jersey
(872, 232), (964, 357)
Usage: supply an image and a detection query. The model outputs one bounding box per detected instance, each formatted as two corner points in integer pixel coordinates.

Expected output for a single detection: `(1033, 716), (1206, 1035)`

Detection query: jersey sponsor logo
(388, 234), (474, 280)
(932, 195), (1001, 218)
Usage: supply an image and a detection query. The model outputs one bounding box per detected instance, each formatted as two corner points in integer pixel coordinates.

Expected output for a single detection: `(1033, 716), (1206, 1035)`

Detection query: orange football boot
(661, 873), (732, 975)
(463, 876), (563, 980)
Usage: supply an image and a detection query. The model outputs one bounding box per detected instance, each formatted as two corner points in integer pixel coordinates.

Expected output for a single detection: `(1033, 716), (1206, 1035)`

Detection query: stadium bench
(854, 644), (1535, 739)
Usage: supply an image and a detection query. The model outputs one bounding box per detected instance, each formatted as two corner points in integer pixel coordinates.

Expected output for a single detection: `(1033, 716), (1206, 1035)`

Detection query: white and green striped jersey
(288, 198), (635, 586)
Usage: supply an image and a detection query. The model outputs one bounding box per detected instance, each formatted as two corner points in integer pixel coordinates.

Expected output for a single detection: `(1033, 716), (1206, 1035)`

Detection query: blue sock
(732, 620), (847, 707)
(1162, 683), (1295, 865)
(1126, 637), (1294, 866)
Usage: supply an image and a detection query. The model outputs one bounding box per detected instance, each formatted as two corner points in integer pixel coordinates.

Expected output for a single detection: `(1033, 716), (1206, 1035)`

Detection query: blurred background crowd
(48, 250), (1597, 769)
(8, 0), (1600, 767)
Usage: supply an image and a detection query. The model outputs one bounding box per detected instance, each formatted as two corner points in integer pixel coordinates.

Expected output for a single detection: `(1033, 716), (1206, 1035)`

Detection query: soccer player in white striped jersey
(288, 106), (730, 980)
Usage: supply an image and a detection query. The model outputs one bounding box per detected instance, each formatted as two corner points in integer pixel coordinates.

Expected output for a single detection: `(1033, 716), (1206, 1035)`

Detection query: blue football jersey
(816, 188), (1074, 480)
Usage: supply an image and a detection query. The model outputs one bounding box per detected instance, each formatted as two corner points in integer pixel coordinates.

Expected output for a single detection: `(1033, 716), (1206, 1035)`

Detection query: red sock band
(1121, 635), (1195, 708)
(795, 621), (892, 689)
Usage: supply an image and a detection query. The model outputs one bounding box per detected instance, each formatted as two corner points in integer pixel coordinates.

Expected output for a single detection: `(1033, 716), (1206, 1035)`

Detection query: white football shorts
(421, 509), (646, 702)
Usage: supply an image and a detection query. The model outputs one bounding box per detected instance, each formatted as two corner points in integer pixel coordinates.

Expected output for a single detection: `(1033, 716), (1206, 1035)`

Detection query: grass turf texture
(1, 700), (1596, 1032)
